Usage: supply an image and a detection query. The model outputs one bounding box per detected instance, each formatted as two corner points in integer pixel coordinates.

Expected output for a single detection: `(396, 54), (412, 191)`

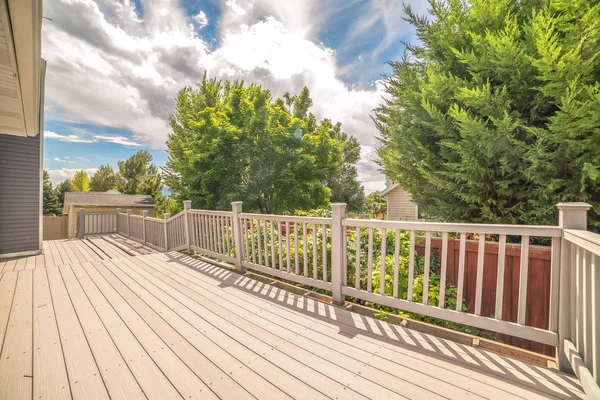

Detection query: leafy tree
(42, 170), (61, 215)
(363, 192), (387, 216)
(117, 150), (162, 198)
(376, 0), (600, 227)
(155, 193), (183, 219)
(56, 178), (74, 211)
(165, 74), (362, 214)
(72, 170), (90, 192)
(90, 164), (122, 192)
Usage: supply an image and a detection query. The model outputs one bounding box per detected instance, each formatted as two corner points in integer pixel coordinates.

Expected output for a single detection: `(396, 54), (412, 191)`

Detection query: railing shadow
(161, 251), (583, 399)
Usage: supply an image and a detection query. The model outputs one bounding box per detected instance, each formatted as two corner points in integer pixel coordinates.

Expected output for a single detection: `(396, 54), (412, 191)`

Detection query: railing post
(331, 203), (347, 306)
(183, 200), (192, 255)
(556, 202), (591, 372)
(164, 213), (170, 251)
(115, 208), (121, 233)
(231, 201), (245, 273)
(126, 209), (131, 237)
(142, 210), (148, 245)
(78, 208), (85, 239)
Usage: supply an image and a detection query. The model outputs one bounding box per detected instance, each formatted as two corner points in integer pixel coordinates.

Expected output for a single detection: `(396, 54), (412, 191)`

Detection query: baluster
(303, 223), (308, 277)
(355, 228), (362, 290)
(294, 222), (299, 275)
(278, 221), (283, 270)
(495, 234), (507, 319)
(423, 231), (431, 305)
(439, 232), (448, 308)
(407, 231), (415, 301)
(517, 235), (530, 325)
(250, 219), (256, 264)
(286, 221), (291, 273)
(322, 225), (328, 282)
(456, 233), (467, 311)
(257, 220), (263, 266)
(263, 220), (269, 268)
(270, 220), (276, 269)
(380, 228), (387, 295)
(475, 234), (485, 315)
(367, 228), (373, 292)
(312, 224), (318, 280)
(583, 250), (593, 366)
(243, 218), (249, 260)
(393, 229), (400, 298)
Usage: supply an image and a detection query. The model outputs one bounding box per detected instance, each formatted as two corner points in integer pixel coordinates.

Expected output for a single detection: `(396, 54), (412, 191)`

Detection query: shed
(380, 179), (418, 221)
(63, 190), (155, 238)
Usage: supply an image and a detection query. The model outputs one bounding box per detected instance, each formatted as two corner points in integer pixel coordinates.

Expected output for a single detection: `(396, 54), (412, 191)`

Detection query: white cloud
(47, 167), (98, 185)
(193, 11), (208, 29)
(76, 156), (89, 161)
(44, 130), (94, 143)
(94, 135), (142, 147)
(42, 0), (397, 192)
(54, 157), (76, 164)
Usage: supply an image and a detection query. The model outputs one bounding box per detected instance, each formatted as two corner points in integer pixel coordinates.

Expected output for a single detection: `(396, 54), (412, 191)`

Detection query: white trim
(380, 183), (399, 197)
(0, 249), (42, 259)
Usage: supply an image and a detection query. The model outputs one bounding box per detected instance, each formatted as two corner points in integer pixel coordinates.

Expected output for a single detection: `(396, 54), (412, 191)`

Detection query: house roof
(380, 183), (399, 197)
(64, 191), (156, 208)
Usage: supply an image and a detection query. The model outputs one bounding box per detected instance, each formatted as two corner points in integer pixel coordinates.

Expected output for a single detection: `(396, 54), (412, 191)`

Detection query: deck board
(0, 237), (585, 399)
(32, 268), (71, 400)
(0, 270), (33, 400)
(46, 266), (110, 399)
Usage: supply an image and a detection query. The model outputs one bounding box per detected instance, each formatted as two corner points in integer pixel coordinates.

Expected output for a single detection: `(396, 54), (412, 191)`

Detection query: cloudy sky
(42, 0), (427, 192)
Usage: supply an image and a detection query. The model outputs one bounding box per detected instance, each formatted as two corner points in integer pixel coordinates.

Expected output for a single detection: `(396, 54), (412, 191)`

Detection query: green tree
(363, 192), (386, 216)
(376, 0), (600, 227)
(42, 170), (61, 215)
(72, 170), (90, 192)
(117, 150), (162, 198)
(165, 75), (359, 214)
(56, 178), (74, 211)
(90, 164), (122, 192)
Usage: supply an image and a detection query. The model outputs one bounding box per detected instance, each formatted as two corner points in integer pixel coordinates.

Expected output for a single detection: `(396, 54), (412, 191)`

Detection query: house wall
(0, 133), (41, 256)
(385, 187), (418, 221)
(66, 205), (155, 238)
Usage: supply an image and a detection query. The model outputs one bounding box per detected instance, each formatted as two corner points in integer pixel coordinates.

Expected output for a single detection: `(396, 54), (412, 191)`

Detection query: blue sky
(42, 0), (427, 192)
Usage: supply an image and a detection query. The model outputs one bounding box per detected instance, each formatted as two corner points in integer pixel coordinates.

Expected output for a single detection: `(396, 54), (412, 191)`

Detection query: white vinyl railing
(77, 201), (599, 397)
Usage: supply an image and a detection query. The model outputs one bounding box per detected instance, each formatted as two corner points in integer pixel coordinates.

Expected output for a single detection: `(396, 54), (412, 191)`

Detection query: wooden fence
(416, 237), (553, 355)
(43, 216), (68, 240)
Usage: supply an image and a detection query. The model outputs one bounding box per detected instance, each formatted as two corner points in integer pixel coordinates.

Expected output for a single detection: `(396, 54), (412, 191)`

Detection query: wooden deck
(0, 237), (584, 399)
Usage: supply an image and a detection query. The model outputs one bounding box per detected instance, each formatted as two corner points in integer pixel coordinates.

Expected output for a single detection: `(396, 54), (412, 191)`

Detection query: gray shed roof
(64, 191), (156, 207)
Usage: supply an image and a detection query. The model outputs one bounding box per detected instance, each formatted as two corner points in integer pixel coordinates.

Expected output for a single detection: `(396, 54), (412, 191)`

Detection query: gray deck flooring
(0, 237), (585, 399)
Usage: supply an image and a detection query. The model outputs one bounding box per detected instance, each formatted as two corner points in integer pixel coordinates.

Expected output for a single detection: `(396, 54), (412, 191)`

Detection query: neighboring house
(380, 178), (418, 221)
(63, 190), (156, 238)
(0, 0), (45, 257)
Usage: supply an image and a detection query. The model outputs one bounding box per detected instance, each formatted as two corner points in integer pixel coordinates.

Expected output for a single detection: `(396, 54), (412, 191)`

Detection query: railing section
(562, 228), (600, 398)
(238, 213), (333, 291)
(188, 209), (236, 263)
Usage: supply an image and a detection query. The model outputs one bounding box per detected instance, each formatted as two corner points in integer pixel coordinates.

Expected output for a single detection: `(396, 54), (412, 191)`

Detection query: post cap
(142, 210), (148, 216)
(556, 202), (592, 211)
(126, 209), (132, 214)
(330, 202), (347, 208)
(183, 200), (192, 210)
(79, 208), (85, 212)
(164, 213), (170, 219)
(231, 201), (243, 205)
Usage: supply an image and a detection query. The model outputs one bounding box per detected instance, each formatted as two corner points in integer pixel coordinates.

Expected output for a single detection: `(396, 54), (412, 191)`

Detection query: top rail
(343, 218), (562, 237)
(189, 209), (233, 217)
(564, 229), (600, 255)
(239, 212), (331, 224)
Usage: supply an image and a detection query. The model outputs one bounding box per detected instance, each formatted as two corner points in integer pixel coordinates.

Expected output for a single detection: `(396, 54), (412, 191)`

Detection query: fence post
(164, 213), (170, 251)
(142, 210), (148, 245)
(126, 209), (132, 237)
(331, 203), (347, 306)
(78, 208), (85, 239)
(183, 200), (192, 255)
(115, 208), (121, 233)
(556, 202), (591, 373)
(231, 201), (245, 273)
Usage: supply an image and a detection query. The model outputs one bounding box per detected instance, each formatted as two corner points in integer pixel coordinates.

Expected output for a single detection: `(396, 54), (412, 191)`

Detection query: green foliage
(376, 0), (600, 228)
(363, 192), (387, 216)
(42, 170), (61, 215)
(90, 164), (122, 192)
(55, 178), (74, 211)
(155, 194), (183, 219)
(72, 170), (90, 192)
(117, 150), (162, 198)
(164, 73), (364, 213)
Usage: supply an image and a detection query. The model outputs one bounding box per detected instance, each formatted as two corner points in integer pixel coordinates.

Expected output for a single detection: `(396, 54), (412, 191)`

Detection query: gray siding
(0, 133), (41, 255)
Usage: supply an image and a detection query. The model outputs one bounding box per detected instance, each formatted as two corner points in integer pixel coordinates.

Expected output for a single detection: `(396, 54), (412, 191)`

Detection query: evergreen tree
(42, 170), (61, 215)
(376, 0), (600, 227)
(90, 164), (122, 192)
(72, 170), (90, 192)
(56, 178), (74, 211)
